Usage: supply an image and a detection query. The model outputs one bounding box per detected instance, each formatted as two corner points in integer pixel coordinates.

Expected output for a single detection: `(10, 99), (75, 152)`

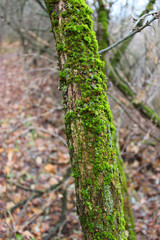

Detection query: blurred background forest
(0, 0), (160, 239)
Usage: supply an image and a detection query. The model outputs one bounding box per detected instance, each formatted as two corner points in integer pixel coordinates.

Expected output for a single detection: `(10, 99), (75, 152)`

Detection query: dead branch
(9, 168), (71, 213)
(108, 93), (160, 141)
(42, 188), (68, 240)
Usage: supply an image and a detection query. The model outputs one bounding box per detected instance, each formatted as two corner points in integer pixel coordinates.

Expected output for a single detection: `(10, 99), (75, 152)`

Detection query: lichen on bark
(44, 0), (127, 239)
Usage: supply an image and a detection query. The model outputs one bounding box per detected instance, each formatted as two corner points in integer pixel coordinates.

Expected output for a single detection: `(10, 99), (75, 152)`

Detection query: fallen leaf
(0, 148), (4, 154)
(7, 148), (14, 162)
(0, 183), (6, 193)
(14, 193), (22, 203)
(40, 223), (50, 233)
(4, 165), (11, 175)
(44, 164), (55, 173)
(49, 177), (58, 185)
(6, 201), (15, 210)
(36, 156), (43, 166)
(22, 230), (34, 240)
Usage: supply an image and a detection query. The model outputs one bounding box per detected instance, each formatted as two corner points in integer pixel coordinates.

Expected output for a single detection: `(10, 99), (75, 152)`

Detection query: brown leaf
(49, 177), (58, 185)
(22, 230), (34, 240)
(44, 164), (56, 173)
(0, 148), (4, 154)
(40, 223), (50, 233)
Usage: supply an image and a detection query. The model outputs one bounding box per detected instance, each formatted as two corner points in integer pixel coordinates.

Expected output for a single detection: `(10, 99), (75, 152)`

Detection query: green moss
(97, 0), (109, 50)
(119, 82), (134, 98)
(133, 101), (160, 127)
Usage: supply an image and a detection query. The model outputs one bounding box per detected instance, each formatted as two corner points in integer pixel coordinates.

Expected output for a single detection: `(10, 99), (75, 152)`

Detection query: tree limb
(98, 12), (159, 54)
(34, 0), (47, 13)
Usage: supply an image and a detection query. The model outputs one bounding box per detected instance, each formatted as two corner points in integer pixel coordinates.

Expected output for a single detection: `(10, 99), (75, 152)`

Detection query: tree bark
(44, 1), (126, 239)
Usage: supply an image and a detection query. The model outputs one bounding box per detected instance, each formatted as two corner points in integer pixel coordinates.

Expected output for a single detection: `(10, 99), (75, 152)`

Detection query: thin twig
(33, 127), (67, 146)
(98, 13), (159, 54)
(13, 156), (49, 229)
(18, 194), (54, 232)
(132, 11), (159, 29)
(34, 0), (47, 12)
(13, 125), (67, 146)
(4, 106), (62, 139)
(42, 188), (68, 240)
(21, 28), (50, 47)
(108, 93), (160, 141)
(7, 180), (43, 193)
(26, 67), (57, 73)
(14, 194), (34, 227)
(9, 168), (71, 212)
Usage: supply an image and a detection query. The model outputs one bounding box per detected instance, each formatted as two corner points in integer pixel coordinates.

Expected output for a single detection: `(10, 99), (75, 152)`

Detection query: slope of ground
(0, 42), (159, 240)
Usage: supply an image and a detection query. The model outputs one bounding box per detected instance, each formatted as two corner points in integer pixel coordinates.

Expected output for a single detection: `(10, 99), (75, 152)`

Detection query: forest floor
(0, 42), (160, 240)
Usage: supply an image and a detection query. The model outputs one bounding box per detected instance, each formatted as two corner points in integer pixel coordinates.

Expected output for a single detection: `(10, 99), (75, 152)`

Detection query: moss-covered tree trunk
(44, 0), (126, 239)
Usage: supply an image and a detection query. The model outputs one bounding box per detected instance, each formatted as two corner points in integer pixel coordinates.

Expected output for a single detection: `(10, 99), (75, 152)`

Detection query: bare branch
(21, 28), (50, 47)
(132, 10), (160, 29)
(98, 12), (160, 54)
(34, 0), (47, 13)
(108, 93), (160, 141)
(8, 167), (71, 213)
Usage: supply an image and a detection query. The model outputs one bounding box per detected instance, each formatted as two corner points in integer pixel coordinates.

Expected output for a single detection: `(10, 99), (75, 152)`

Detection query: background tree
(96, 0), (160, 128)
(96, 1), (135, 239)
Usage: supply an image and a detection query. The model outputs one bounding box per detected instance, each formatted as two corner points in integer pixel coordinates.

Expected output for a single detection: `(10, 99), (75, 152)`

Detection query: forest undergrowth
(0, 42), (159, 240)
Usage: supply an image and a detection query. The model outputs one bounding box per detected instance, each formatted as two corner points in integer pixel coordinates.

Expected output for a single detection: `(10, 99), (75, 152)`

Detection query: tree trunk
(44, 1), (126, 239)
